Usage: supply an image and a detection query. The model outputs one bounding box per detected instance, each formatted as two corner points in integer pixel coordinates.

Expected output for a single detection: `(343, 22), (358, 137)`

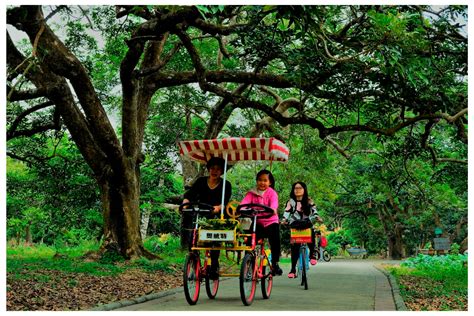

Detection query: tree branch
(7, 100), (56, 140)
(7, 7), (112, 178)
(135, 41), (182, 78)
(442, 108), (467, 123)
(421, 119), (467, 165)
(7, 86), (55, 102)
(326, 136), (351, 160)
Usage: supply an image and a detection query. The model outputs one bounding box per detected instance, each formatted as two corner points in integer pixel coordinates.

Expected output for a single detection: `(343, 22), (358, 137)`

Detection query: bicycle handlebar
(236, 203), (275, 218)
(289, 218), (313, 229)
(179, 202), (214, 214)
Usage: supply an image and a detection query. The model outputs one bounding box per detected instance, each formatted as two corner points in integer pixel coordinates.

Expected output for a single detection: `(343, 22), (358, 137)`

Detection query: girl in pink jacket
(240, 169), (282, 276)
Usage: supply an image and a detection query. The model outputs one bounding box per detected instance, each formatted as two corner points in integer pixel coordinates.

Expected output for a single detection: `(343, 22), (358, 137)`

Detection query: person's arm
(240, 192), (253, 206)
(281, 200), (292, 223)
(211, 182), (232, 215)
(268, 189), (279, 215)
(308, 198), (322, 224)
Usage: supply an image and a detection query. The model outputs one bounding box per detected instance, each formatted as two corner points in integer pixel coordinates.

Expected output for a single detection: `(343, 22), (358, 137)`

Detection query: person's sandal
(287, 272), (296, 278)
(310, 258), (318, 265)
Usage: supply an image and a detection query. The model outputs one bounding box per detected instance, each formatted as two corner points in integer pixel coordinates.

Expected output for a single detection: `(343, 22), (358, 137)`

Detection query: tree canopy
(6, 5), (467, 259)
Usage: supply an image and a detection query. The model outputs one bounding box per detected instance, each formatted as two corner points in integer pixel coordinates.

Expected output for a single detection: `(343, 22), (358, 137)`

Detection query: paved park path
(113, 259), (402, 311)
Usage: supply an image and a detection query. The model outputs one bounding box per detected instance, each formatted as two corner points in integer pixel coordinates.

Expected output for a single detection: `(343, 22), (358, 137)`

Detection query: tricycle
(178, 137), (289, 306)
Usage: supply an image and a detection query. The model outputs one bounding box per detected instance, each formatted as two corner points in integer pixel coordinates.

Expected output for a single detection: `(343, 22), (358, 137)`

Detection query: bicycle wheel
(314, 249), (321, 260)
(297, 250), (303, 283)
(301, 247), (308, 290)
(261, 256), (273, 299)
(205, 266), (219, 299)
(240, 252), (257, 306)
(183, 253), (201, 305)
(323, 250), (331, 262)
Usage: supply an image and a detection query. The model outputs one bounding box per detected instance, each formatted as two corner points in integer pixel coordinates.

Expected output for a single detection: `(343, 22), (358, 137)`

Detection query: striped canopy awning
(179, 137), (289, 164)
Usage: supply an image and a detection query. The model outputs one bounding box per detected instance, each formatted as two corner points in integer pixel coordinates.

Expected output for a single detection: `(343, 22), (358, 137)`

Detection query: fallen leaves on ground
(7, 268), (182, 311)
(397, 275), (467, 311)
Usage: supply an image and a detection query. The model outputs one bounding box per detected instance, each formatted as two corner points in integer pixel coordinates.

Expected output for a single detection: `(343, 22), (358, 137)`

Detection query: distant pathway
(114, 259), (401, 311)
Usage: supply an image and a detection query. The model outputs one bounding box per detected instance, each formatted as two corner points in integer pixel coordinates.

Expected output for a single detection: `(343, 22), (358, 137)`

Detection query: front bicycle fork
(298, 244), (309, 270)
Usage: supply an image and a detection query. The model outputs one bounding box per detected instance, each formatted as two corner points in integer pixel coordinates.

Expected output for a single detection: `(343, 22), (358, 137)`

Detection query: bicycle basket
(290, 228), (312, 244)
(239, 217), (252, 230)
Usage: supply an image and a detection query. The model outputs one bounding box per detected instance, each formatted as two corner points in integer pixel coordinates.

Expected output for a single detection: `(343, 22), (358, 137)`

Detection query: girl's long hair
(256, 169), (275, 189)
(289, 181), (311, 216)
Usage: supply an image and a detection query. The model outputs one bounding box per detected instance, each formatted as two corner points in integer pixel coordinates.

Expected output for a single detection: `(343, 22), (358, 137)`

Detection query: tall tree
(6, 5), (467, 258)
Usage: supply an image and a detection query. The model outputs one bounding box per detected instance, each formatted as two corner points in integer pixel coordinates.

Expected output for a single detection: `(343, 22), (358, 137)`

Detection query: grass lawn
(386, 254), (467, 311)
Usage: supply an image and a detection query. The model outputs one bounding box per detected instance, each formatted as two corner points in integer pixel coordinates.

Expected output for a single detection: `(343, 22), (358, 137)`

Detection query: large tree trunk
(378, 204), (406, 260)
(25, 222), (33, 245)
(387, 227), (405, 260)
(98, 164), (155, 259)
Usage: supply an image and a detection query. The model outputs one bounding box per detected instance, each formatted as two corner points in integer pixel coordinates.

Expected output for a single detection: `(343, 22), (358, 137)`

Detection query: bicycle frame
(239, 234), (273, 305)
(298, 243), (310, 271)
(237, 207), (275, 305)
(188, 208), (269, 276)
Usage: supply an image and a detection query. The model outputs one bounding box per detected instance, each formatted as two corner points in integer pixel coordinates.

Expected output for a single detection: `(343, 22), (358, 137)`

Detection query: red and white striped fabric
(179, 137), (289, 163)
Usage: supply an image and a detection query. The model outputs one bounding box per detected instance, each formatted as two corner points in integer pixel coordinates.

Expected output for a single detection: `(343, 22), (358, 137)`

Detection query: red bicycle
(236, 203), (275, 306)
(181, 202), (220, 305)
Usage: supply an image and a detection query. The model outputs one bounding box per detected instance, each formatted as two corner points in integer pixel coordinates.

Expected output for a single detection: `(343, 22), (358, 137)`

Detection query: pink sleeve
(240, 192), (253, 205)
(268, 189), (279, 211)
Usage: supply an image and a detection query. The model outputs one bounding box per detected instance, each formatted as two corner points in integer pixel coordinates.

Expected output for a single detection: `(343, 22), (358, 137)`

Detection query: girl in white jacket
(282, 181), (322, 278)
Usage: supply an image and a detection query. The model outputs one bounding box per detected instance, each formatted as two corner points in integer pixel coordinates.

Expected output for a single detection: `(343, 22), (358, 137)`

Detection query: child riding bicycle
(281, 181), (322, 278)
(240, 169), (283, 276)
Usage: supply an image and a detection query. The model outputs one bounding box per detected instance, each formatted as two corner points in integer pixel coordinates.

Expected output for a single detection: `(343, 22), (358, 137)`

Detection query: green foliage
(7, 243), (57, 259)
(324, 242), (339, 256)
(8, 256), (124, 281)
(387, 254), (468, 310)
(7, 241), (124, 280)
(143, 234), (187, 268)
(449, 243), (460, 255)
(99, 250), (126, 265)
(7, 137), (103, 245)
(131, 257), (173, 272)
(6, 5), (467, 261)
(328, 230), (354, 251)
(7, 237), (187, 284)
(146, 207), (181, 236)
(196, 5), (225, 19)
(197, 218), (240, 230)
(55, 228), (92, 248)
(399, 254), (467, 284)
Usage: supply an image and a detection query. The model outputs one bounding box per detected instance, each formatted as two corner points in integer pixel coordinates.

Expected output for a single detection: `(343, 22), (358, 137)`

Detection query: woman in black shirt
(181, 157), (232, 279)
(182, 157), (232, 215)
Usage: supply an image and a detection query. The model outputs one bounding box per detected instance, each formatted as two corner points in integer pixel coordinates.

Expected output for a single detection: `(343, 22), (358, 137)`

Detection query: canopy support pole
(220, 152), (229, 220)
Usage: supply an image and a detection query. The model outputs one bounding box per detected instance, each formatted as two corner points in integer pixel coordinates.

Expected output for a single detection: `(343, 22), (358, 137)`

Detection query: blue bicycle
(290, 226), (313, 290)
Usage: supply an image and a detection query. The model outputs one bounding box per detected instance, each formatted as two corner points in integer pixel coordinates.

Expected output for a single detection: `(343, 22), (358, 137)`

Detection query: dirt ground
(6, 268), (182, 311)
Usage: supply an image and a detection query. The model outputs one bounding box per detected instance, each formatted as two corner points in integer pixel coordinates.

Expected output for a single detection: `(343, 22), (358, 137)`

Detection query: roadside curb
(88, 287), (184, 311)
(374, 265), (408, 311)
(89, 277), (233, 311)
